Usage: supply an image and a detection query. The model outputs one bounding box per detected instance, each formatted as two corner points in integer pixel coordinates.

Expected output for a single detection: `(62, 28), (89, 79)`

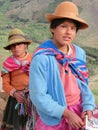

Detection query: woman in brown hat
(1, 28), (33, 130)
(29, 1), (95, 130)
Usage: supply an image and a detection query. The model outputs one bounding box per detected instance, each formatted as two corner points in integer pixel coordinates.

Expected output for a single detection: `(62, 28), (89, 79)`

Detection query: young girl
(1, 28), (33, 130)
(29, 1), (95, 130)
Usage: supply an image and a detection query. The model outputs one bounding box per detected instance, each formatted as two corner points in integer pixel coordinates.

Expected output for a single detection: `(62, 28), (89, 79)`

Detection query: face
(10, 43), (27, 58)
(51, 19), (77, 53)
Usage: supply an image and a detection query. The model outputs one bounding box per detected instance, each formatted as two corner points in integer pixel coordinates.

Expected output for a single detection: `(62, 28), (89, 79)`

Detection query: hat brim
(45, 14), (88, 30)
(4, 39), (32, 50)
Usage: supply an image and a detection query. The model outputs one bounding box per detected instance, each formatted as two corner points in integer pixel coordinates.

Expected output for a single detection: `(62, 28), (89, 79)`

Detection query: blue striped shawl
(33, 42), (89, 84)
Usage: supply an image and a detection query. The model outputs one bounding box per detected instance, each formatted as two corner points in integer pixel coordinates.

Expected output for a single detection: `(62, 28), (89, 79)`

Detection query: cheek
(10, 50), (15, 54)
(20, 45), (26, 51)
(72, 32), (76, 39)
(54, 29), (62, 37)
(54, 33), (61, 41)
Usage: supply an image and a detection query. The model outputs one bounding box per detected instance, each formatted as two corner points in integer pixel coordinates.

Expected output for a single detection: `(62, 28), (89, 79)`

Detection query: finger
(81, 112), (87, 119)
(70, 119), (84, 129)
(87, 111), (93, 119)
(24, 89), (29, 93)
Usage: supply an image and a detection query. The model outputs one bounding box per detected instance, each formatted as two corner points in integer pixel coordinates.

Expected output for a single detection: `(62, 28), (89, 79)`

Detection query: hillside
(0, 0), (98, 126)
(0, 0), (97, 85)
(6, 0), (55, 21)
(0, 0), (98, 76)
(2, 0), (98, 47)
(0, 0), (98, 46)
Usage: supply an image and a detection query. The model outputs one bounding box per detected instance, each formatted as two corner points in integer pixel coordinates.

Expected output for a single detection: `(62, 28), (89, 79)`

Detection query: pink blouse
(58, 45), (81, 106)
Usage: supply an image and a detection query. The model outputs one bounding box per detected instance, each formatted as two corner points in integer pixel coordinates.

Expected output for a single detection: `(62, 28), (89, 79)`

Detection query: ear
(50, 28), (54, 34)
(24, 44), (28, 48)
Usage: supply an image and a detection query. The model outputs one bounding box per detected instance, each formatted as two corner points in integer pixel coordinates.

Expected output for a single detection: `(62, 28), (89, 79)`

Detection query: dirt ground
(0, 92), (8, 127)
(0, 77), (8, 126)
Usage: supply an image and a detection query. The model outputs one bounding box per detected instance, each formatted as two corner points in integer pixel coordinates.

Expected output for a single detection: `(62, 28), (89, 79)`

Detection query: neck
(15, 52), (28, 60)
(59, 45), (69, 54)
(52, 39), (69, 54)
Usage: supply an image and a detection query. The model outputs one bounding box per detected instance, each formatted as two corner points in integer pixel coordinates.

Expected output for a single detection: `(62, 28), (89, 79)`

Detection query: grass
(0, 0), (98, 104)
(92, 89), (98, 104)
(89, 79), (98, 104)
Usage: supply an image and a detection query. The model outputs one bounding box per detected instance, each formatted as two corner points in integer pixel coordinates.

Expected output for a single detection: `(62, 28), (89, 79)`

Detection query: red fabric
(35, 101), (82, 130)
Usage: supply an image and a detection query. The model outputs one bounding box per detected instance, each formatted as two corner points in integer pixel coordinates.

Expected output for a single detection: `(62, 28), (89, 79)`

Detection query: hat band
(8, 34), (26, 42)
(8, 34), (25, 40)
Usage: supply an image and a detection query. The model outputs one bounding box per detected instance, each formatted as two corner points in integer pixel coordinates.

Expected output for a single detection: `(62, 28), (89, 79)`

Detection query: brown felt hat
(45, 1), (88, 29)
(4, 28), (32, 50)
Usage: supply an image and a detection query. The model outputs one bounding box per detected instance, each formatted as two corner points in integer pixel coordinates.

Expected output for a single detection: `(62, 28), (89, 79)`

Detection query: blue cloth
(29, 39), (95, 126)
(33, 41), (89, 84)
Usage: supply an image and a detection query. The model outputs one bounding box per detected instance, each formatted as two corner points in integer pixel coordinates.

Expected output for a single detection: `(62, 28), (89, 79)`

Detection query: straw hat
(4, 28), (32, 50)
(45, 1), (88, 29)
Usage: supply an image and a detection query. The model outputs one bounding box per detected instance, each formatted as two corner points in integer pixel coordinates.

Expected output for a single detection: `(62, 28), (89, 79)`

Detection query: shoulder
(33, 54), (49, 62)
(3, 56), (13, 63)
(26, 53), (33, 62)
(31, 55), (49, 69)
(73, 44), (85, 54)
(31, 54), (57, 71)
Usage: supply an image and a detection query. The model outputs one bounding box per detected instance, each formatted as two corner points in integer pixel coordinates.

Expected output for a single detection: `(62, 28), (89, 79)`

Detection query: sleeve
(29, 55), (65, 119)
(74, 44), (96, 111)
(76, 78), (96, 112)
(2, 73), (16, 96)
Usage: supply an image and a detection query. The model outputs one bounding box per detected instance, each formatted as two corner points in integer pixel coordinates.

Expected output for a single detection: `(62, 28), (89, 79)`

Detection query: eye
(61, 25), (67, 28)
(10, 43), (23, 49)
(10, 44), (16, 48)
(16, 43), (22, 45)
(71, 26), (77, 31)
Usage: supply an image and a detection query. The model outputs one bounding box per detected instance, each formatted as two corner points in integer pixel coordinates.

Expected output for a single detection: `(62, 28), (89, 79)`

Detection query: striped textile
(33, 47), (89, 84)
(1, 55), (30, 75)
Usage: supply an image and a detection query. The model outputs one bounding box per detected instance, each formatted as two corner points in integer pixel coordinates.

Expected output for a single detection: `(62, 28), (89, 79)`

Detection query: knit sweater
(2, 53), (32, 95)
(29, 40), (95, 126)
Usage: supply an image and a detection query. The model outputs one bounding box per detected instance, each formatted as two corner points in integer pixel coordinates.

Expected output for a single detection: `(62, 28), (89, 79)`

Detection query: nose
(13, 45), (20, 49)
(66, 27), (71, 34)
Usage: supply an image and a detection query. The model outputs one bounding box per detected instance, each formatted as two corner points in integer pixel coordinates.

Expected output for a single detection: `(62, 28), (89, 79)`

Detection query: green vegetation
(82, 46), (98, 76)
(0, 0), (98, 103)
(91, 79), (98, 104)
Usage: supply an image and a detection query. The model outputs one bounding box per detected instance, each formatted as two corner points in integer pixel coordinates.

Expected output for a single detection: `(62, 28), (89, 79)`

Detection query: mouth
(15, 50), (20, 53)
(63, 36), (71, 41)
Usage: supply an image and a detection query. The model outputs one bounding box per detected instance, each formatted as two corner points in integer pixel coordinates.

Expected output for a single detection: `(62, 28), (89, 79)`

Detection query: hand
(13, 90), (25, 103)
(23, 88), (29, 93)
(63, 109), (84, 129)
(81, 110), (93, 120)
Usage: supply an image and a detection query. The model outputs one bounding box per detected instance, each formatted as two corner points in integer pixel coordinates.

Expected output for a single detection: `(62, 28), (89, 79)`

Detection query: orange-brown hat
(4, 28), (32, 50)
(45, 1), (88, 29)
